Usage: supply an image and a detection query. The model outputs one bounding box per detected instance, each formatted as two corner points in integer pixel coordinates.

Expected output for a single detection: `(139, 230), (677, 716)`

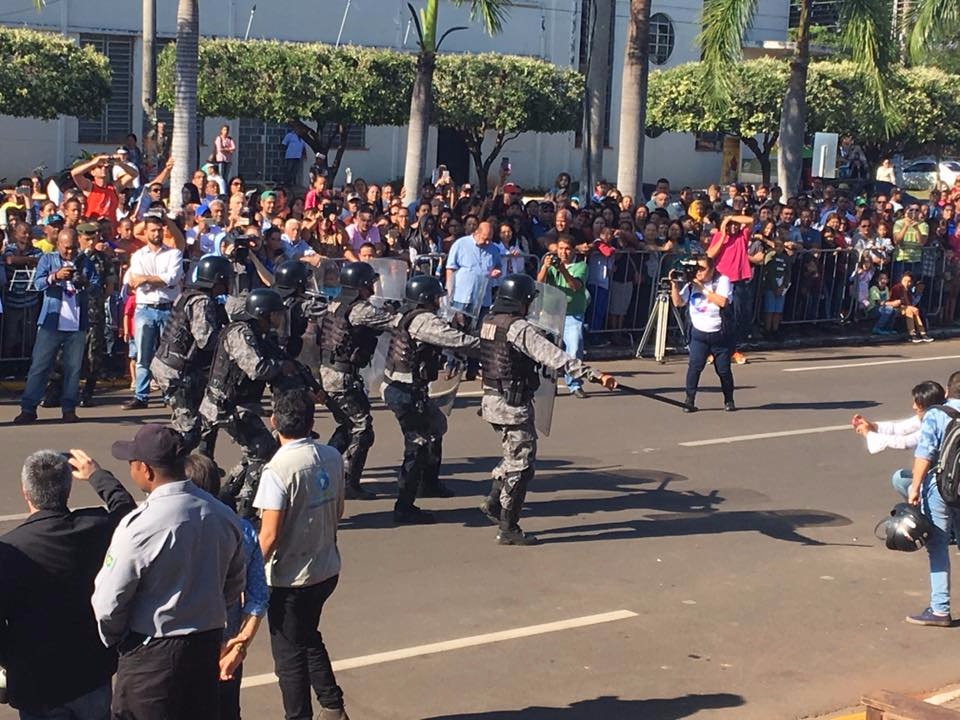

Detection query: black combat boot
(345, 482), (375, 500)
(479, 478), (503, 525)
(393, 503), (436, 525)
(79, 379), (96, 408)
(496, 504), (538, 546)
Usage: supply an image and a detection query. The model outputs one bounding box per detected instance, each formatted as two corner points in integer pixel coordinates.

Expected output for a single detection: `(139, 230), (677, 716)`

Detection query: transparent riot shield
(307, 258), (343, 302)
(441, 272), (490, 332)
(360, 258), (409, 399)
(369, 257), (408, 302)
(429, 354), (462, 416)
(528, 283), (567, 437)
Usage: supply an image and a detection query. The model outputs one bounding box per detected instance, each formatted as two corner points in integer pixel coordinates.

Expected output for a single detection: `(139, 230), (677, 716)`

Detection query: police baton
(611, 382), (689, 409)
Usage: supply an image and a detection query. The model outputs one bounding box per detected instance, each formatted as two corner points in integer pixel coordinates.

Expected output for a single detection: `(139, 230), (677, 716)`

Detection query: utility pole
(141, 0), (156, 139)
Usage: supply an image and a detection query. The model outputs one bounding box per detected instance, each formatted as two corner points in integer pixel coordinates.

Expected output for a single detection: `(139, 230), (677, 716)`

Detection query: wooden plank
(862, 691), (960, 720)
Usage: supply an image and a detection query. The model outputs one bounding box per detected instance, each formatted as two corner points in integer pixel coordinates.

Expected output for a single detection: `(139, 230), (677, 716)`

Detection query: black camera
(544, 252), (558, 266)
(321, 203), (337, 218)
(669, 259), (700, 284)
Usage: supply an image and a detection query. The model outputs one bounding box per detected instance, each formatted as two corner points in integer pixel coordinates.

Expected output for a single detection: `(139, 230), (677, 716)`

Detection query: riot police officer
(273, 259), (316, 358)
(199, 287), (298, 516)
(150, 255), (233, 450)
(478, 274), (617, 546)
(383, 275), (479, 524)
(319, 261), (400, 500)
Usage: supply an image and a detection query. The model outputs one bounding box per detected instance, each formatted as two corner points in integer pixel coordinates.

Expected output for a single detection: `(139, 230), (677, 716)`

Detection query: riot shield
(528, 283), (567, 437)
(307, 258), (343, 301)
(441, 272), (490, 332)
(369, 257), (408, 302)
(429, 355), (462, 416)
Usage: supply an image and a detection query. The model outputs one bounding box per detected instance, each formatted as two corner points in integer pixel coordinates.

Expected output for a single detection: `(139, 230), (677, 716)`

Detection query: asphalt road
(3, 341), (960, 719)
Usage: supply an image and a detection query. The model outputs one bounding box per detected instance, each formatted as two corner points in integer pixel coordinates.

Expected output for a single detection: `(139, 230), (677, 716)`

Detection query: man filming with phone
(670, 255), (736, 413)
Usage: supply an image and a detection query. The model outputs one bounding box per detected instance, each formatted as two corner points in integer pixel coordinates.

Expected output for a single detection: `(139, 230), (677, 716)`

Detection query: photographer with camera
(536, 234), (589, 398)
(14, 228), (101, 424)
(670, 254), (736, 413)
(221, 222), (276, 319)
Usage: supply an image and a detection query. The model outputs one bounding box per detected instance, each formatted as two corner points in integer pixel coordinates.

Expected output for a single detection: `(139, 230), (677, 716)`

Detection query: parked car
(901, 159), (960, 190)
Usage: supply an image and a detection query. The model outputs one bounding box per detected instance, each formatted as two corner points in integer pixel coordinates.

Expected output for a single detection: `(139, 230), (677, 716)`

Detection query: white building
(0, 0), (790, 191)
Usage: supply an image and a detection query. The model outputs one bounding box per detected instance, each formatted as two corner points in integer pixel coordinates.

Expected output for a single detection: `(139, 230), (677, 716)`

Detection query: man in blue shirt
(14, 228), (100, 424)
(281, 124), (306, 188)
(445, 221), (501, 379)
(896, 371), (960, 626)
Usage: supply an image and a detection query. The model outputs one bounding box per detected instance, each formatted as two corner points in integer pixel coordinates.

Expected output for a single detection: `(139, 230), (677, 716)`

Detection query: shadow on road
(534, 508), (854, 547)
(741, 399), (880, 411)
(422, 692), (745, 719)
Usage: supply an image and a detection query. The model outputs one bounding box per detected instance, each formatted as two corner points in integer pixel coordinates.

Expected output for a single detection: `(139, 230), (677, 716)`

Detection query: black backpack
(933, 405), (960, 507)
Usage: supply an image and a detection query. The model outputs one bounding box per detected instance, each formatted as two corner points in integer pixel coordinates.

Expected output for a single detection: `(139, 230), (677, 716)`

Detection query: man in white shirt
(254, 390), (350, 720)
(281, 125), (306, 188)
(122, 215), (184, 410)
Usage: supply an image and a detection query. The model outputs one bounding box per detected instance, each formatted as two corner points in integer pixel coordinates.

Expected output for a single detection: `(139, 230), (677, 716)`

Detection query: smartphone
(441, 170), (451, 183)
(500, 157), (511, 174)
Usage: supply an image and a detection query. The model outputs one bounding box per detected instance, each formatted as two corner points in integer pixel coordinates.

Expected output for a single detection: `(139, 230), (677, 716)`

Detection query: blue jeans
(685, 327), (735, 402)
(134, 305), (172, 400)
(562, 314), (584, 392)
(731, 280), (754, 348)
(18, 682), (111, 720)
(872, 305), (897, 331)
(892, 468), (960, 614)
(21, 326), (86, 413)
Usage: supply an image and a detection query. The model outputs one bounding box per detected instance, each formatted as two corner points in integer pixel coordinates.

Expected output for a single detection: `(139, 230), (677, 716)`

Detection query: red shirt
(710, 228), (752, 282)
(890, 283), (911, 305)
(84, 183), (120, 231)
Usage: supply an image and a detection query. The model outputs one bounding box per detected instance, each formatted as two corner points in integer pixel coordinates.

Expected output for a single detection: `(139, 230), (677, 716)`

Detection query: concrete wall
(1, 0), (789, 191)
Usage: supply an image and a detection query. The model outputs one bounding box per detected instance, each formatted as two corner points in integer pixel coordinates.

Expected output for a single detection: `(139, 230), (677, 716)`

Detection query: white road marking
(240, 609), (638, 690)
(0, 512), (29, 523)
(924, 687), (960, 706)
(783, 354), (960, 373)
(679, 425), (850, 447)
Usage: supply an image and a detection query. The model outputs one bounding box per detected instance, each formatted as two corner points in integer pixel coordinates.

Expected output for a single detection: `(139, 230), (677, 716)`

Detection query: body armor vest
(207, 320), (274, 406)
(385, 308), (442, 386)
(154, 290), (223, 371)
(319, 299), (379, 373)
(479, 312), (540, 405)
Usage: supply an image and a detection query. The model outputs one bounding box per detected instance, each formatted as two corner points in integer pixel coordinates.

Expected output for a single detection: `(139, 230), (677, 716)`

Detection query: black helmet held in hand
(340, 261), (379, 290)
(877, 502), (933, 552)
(245, 288), (285, 320)
(193, 255), (233, 290)
(498, 273), (539, 306)
(274, 260), (310, 298)
(405, 275), (446, 306)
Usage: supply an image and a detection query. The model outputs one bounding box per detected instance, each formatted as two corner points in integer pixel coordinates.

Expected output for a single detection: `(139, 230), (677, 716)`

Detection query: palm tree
(168, 0), (198, 209)
(581, 0), (614, 199)
(402, 0), (511, 199)
(699, 0), (959, 198)
(615, 0), (652, 202)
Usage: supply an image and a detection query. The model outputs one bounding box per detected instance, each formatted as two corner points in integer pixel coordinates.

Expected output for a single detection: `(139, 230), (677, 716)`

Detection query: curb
(814, 683), (960, 720)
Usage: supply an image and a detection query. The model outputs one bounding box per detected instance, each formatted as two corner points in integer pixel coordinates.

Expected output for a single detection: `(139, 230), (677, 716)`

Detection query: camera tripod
(635, 283), (687, 363)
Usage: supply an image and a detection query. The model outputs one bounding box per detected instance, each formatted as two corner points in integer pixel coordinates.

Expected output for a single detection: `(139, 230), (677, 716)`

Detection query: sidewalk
(816, 682), (960, 719)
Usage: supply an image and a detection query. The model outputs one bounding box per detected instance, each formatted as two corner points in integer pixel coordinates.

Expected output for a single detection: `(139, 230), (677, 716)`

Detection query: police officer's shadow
(422, 692), (745, 720)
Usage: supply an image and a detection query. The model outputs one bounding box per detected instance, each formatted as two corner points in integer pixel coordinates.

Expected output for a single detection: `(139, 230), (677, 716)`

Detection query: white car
(900, 159), (960, 190)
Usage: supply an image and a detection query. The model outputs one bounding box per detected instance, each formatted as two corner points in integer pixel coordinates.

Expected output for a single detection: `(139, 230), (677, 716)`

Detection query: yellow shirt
(33, 237), (55, 254)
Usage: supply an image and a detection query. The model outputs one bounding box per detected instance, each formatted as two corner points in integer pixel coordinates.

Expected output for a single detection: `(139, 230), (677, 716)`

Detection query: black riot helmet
(244, 288), (285, 320)
(274, 260), (310, 299)
(492, 273), (539, 314)
(877, 503), (933, 552)
(340, 261), (379, 290)
(405, 275), (446, 306)
(194, 255), (233, 290)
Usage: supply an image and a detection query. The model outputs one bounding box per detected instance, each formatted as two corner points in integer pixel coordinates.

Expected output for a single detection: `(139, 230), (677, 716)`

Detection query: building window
(78, 34), (134, 144)
(648, 13), (675, 66)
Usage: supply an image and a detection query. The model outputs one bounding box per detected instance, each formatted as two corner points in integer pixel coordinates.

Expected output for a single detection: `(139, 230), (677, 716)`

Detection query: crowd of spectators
(1, 127), (958, 397)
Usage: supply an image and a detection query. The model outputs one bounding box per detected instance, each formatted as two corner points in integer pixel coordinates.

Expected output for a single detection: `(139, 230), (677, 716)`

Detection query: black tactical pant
(488, 414), (538, 531)
(325, 382), (374, 491)
(383, 382), (447, 510)
(204, 408), (278, 518)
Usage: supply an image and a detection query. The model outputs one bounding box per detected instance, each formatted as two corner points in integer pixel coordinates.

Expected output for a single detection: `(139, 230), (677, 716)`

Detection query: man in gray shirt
(255, 390), (350, 720)
(92, 424), (246, 720)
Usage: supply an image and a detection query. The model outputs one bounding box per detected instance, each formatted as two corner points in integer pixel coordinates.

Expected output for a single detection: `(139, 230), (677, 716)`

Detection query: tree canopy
(158, 39), (582, 189)
(0, 26), (111, 120)
(433, 52), (583, 193)
(647, 58), (960, 184)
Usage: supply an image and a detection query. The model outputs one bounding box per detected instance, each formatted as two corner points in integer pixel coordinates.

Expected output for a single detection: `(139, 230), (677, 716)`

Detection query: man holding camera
(670, 255), (736, 413)
(14, 228), (101, 424)
(536, 234), (589, 398)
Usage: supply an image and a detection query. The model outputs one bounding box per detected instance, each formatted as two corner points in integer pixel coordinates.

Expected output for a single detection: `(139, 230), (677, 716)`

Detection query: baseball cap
(111, 423), (184, 467)
(260, 190), (277, 201)
(346, 194), (361, 203)
(43, 213), (64, 226)
(77, 221), (99, 234)
(503, 182), (520, 194)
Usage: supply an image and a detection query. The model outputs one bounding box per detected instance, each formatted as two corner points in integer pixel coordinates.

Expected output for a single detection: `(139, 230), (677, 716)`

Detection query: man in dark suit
(0, 448), (136, 718)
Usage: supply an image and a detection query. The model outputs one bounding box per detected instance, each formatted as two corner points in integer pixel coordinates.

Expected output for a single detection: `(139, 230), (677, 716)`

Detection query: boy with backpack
(899, 370), (960, 626)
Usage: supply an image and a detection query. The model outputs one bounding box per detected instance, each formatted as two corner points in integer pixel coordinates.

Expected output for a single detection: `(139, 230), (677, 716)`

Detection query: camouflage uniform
(383, 310), (479, 511)
(480, 317), (601, 536)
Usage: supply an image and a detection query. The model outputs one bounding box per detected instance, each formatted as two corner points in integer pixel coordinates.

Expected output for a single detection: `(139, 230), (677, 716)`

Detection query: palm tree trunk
(403, 49), (436, 199)
(616, 0), (652, 201)
(776, 0), (810, 199)
(581, 0), (613, 198)
(141, 0), (156, 139)
(169, 0), (198, 209)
